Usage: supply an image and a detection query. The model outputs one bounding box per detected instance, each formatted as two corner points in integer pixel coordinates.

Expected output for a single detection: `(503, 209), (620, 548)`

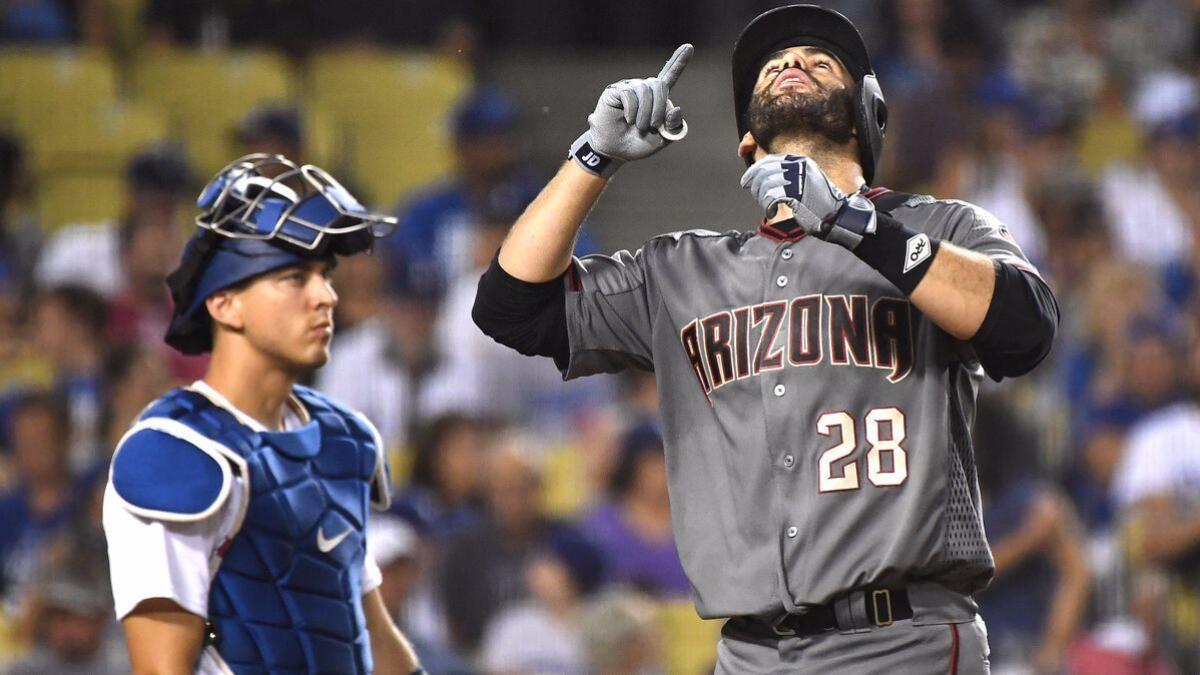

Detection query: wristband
(569, 134), (623, 179)
(847, 211), (940, 295)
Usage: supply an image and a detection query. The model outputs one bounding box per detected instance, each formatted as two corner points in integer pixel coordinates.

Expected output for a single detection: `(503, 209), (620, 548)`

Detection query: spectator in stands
(581, 422), (690, 598)
(384, 88), (547, 301)
(438, 439), (597, 653)
(1100, 111), (1200, 269)
(235, 104), (304, 162)
(0, 132), (37, 297)
(1113, 342), (1200, 672)
(37, 144), (191, 300)
(38, 145), (203, 381)
(1086, 320), (1186, 437)
(4, 537), (127, 674)
(369, 514), (473, 675)
(1032, 174), (1109, 303)
(99, 345), (170, 452)
(479, 533), (604, 674)
(1061, 263), (1160, 437)
(1006, 0), (1106, 123)
(578, 589), (662, 675)
(31, 285), (108, 473)
(962, 87), (1081, 270)
(391, 414), (485, 539)
(315, 249), (410, 449)
(870, 0), (994, 189)
(974, 396), (1091, 674)
(420, 212), (612, 424)
(0, 0), (75, 44)
(0, 393), (94, 612)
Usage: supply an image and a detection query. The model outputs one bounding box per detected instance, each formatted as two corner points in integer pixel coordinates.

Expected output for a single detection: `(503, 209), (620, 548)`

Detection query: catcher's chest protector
(141, 387), (381, 674)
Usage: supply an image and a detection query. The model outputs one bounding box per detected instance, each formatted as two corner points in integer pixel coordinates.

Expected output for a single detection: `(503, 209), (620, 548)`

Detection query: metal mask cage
(195, 153), (398, 251)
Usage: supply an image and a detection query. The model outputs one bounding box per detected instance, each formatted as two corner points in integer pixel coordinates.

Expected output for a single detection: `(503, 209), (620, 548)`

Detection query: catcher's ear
(206, 290), (245, 332)
(738, 132), (759, 160)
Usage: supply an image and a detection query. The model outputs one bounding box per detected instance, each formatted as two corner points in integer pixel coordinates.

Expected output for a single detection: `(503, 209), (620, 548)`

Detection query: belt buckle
(871, 589), (893, 627)
(770, 615), (797, 637)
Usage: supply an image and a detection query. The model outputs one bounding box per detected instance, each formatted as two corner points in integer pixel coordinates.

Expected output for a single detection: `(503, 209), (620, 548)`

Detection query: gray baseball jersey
(561, 191), (1039, 620)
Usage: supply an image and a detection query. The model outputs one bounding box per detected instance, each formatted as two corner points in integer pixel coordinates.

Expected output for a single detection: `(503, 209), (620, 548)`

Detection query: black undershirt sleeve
(471, 256), (571, 370)
(970, 260), (1059, 380)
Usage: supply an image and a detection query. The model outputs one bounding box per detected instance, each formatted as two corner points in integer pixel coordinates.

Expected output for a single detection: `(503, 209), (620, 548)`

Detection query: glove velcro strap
(569, 134), (623, 179)
(849, 213), (940, 296)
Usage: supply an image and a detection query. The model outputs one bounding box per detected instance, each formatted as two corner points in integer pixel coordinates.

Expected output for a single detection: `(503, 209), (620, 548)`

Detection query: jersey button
(773, 384), (786, 397)
(786, 526), (798, 538)
(783, 454), (795, 468)
(775, 275), (788, 287)
(781, 249), (793, 260)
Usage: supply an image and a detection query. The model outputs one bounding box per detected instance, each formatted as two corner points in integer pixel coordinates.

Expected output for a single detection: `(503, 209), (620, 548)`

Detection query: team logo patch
(903, 233), (931, 274)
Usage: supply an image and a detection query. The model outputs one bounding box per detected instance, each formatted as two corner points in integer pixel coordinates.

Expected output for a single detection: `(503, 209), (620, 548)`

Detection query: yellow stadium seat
(30, 100), (168, 174)
(37, 172), (124, 230)
(133, 49), (294, 176)
(26, 101), (169, 230)
(306, 50), (471, 208)
(657, 600), (721, 675)
(0, 48), (117, 138)
(541, 444), (592, 518)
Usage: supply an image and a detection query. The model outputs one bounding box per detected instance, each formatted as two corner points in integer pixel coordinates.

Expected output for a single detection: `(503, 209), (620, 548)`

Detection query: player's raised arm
(496, 43), (693, 282)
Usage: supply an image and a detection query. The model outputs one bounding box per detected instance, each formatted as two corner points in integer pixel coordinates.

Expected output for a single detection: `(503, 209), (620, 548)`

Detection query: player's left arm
(742, 155), (1058, 377)
(906, 242), (1003, 338)
(363, 588), (421, 675)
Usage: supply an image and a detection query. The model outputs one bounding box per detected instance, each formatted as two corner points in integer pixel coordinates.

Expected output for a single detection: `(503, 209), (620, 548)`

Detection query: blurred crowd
(0, 0), (1199, 674)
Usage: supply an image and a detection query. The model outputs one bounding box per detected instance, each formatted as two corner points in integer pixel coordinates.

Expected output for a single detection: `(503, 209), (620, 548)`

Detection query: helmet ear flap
(855, 74), (887, 185)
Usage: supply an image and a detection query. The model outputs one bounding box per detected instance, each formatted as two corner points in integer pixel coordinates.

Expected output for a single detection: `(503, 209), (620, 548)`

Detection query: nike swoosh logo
(317, 526), (353, 553)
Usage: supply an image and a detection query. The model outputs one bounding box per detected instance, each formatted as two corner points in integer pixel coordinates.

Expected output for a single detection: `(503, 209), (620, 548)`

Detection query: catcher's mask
(732, 4), (888, 184)
(164, 154), (397, 355)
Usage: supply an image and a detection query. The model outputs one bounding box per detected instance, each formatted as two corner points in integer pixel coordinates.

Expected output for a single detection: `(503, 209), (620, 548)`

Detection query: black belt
(723, 588), (913, 642)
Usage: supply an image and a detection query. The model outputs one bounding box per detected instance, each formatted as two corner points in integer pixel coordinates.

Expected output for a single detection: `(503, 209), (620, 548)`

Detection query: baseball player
(472, 5), (1058, 673)
(102, 155), (423, 674)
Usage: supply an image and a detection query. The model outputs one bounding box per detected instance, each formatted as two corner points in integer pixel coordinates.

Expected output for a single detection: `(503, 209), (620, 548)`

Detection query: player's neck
(203, 343), (298, 431)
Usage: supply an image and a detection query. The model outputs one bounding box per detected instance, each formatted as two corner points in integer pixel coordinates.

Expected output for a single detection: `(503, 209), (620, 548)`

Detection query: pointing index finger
(657, 43), (694, 89)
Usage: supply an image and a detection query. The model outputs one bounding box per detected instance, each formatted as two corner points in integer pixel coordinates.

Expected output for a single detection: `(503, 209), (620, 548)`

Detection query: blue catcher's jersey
(109, 385), (391, 674)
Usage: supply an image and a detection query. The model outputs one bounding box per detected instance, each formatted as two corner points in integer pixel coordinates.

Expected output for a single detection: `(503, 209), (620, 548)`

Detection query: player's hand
(740, 154), (847, 233)
(569, 44), (693, 179)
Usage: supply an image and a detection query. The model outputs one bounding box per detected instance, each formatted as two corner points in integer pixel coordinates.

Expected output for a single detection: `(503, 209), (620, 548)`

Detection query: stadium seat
(132, 49), (293, 176)
(541, 444), (592, 517)
(306, 50), (471, 208)
(30, 101), (168, 229)
(0, 48), (118, 138)
(36, 172), (124, 231)
(30, 100), (168, 175)
(657, 600), (721, 675)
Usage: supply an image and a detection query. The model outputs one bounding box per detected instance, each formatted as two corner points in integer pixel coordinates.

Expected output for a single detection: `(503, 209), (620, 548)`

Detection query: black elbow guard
(970, 261), (1059, 379)
(472, 257), (571, 368)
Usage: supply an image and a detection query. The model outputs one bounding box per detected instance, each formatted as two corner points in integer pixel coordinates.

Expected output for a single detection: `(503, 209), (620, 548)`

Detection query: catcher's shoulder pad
(110, 417), (236, 522)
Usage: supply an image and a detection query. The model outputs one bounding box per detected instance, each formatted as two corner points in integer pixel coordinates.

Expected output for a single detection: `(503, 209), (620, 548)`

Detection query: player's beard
(745, 84), (856, 153)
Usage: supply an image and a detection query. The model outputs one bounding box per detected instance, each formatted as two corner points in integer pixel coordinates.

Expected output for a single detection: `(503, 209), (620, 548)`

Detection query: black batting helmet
(732, 4), (888, 184)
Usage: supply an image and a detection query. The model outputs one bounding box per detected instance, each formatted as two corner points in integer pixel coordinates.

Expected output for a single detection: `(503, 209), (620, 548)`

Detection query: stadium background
(0, 0), (1198, 673)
